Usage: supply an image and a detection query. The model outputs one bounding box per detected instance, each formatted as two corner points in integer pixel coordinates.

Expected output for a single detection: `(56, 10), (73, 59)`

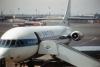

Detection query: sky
(0, 0), (100, 16)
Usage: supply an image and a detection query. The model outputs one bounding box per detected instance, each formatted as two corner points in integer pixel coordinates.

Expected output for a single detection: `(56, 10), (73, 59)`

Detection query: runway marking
(79, 37), (98, 45)
(73, 46), (100, 51)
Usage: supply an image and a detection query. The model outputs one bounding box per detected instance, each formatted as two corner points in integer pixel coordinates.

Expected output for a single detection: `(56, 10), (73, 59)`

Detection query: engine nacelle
(70, 31), (83, 41)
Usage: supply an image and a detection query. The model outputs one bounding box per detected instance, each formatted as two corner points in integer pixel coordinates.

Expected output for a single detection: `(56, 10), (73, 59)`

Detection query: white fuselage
(0, 26), (71, 62)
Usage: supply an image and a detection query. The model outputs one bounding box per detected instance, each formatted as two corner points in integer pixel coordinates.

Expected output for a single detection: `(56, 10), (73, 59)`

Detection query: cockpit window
(16, 40), (24, 47)
(0, 39), (38, 47)
(6, 40), (10, 46)
(10, 40), (16, 47)
(1, 40), (6, 45)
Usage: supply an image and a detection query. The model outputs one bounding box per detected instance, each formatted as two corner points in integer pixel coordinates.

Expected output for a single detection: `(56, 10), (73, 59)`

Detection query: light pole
(35, 8), (38, 16)
(1, 9), (3, 16)
(48, 7), (51, 16)
(18, 8), (20, 15)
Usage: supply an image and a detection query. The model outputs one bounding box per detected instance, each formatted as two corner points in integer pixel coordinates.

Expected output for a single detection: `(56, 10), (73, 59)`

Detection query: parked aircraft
(0, 0), (100, 67)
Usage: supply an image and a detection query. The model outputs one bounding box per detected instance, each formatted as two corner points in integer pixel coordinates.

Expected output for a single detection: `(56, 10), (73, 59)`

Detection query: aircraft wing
(38, 40), (100, 67)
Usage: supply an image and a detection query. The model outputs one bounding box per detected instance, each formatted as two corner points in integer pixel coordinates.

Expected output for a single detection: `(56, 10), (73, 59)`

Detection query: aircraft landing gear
(40, 60), (68, 67)
(26, 60), (35, 67)
(19, 59), (72, 67)
(0, 58), (6, 67)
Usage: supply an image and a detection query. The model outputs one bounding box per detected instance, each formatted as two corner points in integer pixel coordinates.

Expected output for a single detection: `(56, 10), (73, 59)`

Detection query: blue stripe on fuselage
(0, 39), (38, 48)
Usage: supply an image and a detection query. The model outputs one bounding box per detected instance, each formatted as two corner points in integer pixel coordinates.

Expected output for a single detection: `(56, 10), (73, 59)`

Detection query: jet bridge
(38, 40), (100, 67)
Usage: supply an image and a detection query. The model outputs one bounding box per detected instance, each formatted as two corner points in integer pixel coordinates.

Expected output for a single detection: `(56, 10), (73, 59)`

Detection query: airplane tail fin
(62, 0), (71, 26)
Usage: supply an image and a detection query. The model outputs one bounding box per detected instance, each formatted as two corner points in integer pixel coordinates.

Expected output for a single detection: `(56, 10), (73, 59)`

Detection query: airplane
(13, 21), (45, 27)
(6, 17), (45, 27)
(0, 25), (100, 67)
(0, 25), (83, 63)
(0, 1), (82, 67)
(0, 0), (100, 67)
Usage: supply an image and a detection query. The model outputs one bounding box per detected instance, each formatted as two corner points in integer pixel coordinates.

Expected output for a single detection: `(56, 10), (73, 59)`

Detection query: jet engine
(70, 31), (83, 41)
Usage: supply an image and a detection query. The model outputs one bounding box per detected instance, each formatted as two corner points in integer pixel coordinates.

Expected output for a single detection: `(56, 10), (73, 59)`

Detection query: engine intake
(70, 31), (83, 41)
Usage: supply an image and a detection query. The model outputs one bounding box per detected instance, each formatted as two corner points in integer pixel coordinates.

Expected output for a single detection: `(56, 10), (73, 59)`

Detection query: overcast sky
(0, 0), (100, 16)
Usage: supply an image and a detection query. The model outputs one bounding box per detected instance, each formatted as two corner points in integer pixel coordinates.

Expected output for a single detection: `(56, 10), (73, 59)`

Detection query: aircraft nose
(0, 48), (9, 59)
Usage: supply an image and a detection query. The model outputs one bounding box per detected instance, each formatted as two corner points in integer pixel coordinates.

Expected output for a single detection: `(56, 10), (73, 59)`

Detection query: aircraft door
(34, 32), (41, 44)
